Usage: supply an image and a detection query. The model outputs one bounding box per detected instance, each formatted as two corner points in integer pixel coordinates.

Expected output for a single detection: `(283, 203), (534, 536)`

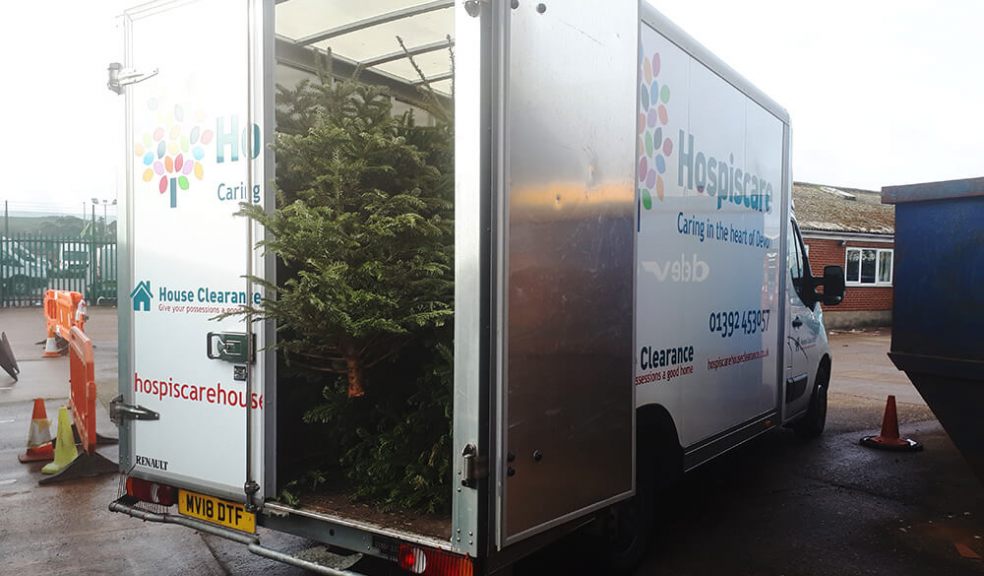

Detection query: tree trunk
(346, 354), (365, 398)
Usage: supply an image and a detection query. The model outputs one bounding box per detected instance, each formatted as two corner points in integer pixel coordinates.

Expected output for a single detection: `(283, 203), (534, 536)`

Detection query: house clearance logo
(131, 280), (152, 312)
(134, 99), (212, 208)
(638, 50), (673, 210)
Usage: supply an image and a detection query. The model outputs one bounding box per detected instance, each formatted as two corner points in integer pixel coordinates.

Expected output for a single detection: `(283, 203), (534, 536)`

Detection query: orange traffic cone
(860, 395), (922, 451)
(42, 333), (63, 358)
(18, 398), (54, 463)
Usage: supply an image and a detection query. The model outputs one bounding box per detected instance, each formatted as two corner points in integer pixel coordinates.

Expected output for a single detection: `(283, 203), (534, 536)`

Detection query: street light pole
(91, 197), (117, 240)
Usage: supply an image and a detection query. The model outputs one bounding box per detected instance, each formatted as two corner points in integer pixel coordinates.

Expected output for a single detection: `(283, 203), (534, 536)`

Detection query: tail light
(125, 477), (177, 506)
(397, 544), (473, 576)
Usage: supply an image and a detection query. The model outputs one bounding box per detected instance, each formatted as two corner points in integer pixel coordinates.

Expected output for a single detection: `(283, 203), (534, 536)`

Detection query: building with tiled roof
(793, 182), (894, 329)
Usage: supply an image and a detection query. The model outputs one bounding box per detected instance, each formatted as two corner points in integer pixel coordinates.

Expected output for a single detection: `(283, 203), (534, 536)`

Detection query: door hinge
(107, 62), (159, 95)
(110, 395), (160, 425)
(461, 444), (487, 488)
(463, 0), (487, 17)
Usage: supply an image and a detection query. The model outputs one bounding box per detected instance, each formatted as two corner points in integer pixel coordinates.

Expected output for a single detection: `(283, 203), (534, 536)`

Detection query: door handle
(206, 332), (253, 363)
(792, 317), (803, 328)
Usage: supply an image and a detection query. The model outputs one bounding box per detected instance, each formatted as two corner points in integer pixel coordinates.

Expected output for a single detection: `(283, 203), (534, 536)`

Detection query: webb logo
(637, 49), (673, 210)
(131, 281), (152, 312)
(642, 254), (709, 283)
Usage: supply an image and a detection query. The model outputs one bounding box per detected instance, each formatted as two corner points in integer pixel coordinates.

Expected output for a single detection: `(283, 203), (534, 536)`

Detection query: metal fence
(0, 234), (117, 308)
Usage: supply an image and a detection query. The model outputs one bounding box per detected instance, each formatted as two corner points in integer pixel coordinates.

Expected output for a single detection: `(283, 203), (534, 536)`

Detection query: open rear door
(496, 0), (638, 546)
(114, 0), (270, 504)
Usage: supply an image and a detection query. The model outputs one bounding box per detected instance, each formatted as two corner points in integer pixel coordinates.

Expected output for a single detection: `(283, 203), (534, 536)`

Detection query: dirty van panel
(270, 0), (454, 542)
(119, 0), (268, 502)
(633, 19), (785, 450)
(500, 0), (638, 545)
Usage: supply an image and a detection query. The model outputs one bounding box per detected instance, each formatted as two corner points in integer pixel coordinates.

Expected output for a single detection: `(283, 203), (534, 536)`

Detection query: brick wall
(801, 236), (893, 312)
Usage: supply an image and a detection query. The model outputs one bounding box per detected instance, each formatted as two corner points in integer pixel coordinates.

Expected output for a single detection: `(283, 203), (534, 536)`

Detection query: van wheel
(794, 361), (829, 439)
(602, 460), (654, 575)
(601, 416), (663, 575)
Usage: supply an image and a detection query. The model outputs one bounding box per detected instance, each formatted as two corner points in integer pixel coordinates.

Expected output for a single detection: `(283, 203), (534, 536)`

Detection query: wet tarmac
(0, 308), (307, 576)
(1, 310), (981, 575)
(530, 329), (984, 576)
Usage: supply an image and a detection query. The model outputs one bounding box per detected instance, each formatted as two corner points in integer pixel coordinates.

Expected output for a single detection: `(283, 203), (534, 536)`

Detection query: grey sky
(1, 0), (981, 211)
(654, 0), (984, 190)
(1, 1), (130, 214)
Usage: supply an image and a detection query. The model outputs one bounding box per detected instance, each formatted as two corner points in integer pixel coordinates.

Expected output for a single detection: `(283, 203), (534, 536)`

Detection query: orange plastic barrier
(35, 324), (117, 485)
(68, 326), (98, 455)
(42, 290), (87, 357)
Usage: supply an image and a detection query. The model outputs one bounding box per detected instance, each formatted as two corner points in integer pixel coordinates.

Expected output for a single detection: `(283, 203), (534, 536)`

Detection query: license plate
(178, 489), (256, 533)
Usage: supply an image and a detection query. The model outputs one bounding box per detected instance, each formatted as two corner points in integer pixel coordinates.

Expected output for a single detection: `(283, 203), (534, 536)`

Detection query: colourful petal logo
(638, 51), (672, 210)
(135, 99), (212, 208)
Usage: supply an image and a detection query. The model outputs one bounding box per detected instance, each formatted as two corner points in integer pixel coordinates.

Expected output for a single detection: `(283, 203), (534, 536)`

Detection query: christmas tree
(241, 76), (455, 511)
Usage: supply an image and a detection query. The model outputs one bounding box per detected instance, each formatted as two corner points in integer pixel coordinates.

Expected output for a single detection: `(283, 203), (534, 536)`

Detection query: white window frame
(845, 247), (893, 286)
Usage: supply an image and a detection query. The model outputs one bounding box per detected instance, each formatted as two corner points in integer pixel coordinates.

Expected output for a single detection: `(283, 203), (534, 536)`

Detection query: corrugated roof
(793, 181), (894, 235)
(276, 0), (454, 95)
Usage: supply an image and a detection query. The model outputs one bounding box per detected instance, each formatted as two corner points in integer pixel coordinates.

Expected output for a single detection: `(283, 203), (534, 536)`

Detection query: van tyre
(794, 361), (829, 439)
(601, 413), (676, 574)
(602, 453), (655, 575)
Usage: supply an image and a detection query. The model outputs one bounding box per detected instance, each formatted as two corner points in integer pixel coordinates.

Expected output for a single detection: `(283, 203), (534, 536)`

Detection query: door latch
(460, 444), (487, 488)
(107, 62), (159, 95)
(109, 395), (160, 425)
(207, 332), (254, 363)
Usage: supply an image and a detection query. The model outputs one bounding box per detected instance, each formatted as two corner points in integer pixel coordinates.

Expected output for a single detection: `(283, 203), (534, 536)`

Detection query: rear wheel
(794, 361), (829, 439)
(602, 454), (655, 574)
(604, 461), (655, 573)
(602, 413), (680, 574)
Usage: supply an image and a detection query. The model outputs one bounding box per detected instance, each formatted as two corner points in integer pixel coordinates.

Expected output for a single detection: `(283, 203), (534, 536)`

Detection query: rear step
(109, 497), (366, 576)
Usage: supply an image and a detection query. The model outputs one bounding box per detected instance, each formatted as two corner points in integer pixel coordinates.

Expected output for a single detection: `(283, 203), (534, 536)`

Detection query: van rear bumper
(109, 497), (368, 576)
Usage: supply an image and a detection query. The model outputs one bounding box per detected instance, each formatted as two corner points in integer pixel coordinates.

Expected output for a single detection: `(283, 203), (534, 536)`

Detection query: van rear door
(495, 0), (638, 547)
(115, 0), (269, 504)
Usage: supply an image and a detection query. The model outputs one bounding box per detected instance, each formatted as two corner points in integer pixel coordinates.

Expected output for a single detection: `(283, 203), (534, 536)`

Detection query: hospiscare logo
(637, 46), (775, 215)
(135, 100), (211, 208)
(637, 50), (672, 209)
(134, 98), (262, 209)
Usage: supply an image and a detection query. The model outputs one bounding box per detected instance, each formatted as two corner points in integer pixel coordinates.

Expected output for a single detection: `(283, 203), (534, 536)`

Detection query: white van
(108, 1), (844, 574)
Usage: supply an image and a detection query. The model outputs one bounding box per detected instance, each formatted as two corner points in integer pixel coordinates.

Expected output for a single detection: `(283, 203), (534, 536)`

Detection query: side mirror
(817, 265), (845, 306)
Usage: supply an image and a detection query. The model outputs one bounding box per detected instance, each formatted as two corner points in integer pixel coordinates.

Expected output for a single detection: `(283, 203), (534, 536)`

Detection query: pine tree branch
(395, 35), (450, 124)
